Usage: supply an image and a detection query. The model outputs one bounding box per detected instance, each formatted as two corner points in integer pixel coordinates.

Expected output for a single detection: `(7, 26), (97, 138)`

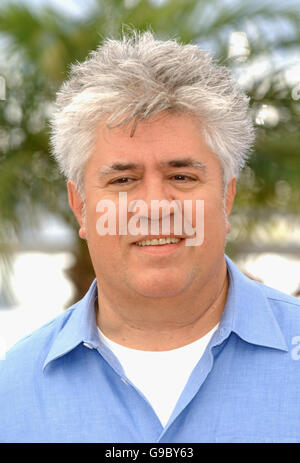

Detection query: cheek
(84, 201), (127, 257)
(87, 233), (123, 274)
(203, 197), (227, 240)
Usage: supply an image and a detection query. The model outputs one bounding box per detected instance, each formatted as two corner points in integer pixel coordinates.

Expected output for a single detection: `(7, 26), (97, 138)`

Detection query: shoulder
(255, 280), (300, 332)
(0, 304), (77, 378)
(257, 280), (300, 309)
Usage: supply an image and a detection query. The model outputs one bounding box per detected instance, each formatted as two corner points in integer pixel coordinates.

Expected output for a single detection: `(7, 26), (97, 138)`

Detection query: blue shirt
(1, 255), (300, 443)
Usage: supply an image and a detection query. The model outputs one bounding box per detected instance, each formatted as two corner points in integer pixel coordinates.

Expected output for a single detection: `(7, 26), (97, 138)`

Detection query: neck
(95, 260), (229, 351)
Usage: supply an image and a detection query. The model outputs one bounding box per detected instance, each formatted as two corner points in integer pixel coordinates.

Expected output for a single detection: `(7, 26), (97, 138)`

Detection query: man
(1, 31), (300, 443)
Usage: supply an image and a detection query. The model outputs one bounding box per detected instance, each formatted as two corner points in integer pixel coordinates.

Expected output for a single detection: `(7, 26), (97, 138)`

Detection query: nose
(140, 175), (175, 207)
(128, 175), (181, 231)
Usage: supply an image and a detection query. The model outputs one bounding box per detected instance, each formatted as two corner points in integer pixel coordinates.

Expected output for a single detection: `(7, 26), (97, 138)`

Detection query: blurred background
(0, 0), (300, 353)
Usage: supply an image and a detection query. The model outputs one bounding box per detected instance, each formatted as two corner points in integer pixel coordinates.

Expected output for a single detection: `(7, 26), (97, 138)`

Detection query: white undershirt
(97, 324), (219, 427)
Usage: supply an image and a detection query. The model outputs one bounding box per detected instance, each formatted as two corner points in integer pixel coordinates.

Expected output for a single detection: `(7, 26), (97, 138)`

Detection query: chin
(135, 288), (185, 298)
(130, 277), (189, 299)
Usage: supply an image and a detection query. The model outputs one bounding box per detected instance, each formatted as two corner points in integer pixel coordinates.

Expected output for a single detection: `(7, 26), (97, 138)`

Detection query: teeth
(135, 237), (182, 246)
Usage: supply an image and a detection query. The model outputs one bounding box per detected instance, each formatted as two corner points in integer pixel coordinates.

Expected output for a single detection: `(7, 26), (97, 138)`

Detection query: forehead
(91, 112), (220, 170)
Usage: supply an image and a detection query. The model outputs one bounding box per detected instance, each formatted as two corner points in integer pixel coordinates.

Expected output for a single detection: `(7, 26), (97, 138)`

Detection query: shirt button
(83, 342), (94, 349)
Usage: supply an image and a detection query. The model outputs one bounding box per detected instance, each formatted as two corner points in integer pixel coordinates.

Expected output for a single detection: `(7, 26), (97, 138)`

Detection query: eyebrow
(159, 158), (207, 172)
(98, 157), (207, 178)
(98, 162), (141, 177)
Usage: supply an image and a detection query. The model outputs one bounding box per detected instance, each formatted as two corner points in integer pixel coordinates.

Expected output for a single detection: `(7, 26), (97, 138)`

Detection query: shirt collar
(43, 254), (288, 371)
(222, 255), (288, 352)
(43, 279), (99, 371)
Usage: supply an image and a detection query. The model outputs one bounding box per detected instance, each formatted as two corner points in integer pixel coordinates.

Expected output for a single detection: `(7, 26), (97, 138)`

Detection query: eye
(110, 177), (134, 185)
(171, 174), (197, 182)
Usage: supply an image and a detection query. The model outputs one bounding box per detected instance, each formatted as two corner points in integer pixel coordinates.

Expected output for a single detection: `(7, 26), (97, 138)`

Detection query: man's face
(68, 113), (236, 299)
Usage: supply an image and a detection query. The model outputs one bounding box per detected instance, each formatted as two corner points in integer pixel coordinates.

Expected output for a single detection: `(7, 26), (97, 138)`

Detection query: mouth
(133, 237), (183, 247)
(131, 236), (185, 255)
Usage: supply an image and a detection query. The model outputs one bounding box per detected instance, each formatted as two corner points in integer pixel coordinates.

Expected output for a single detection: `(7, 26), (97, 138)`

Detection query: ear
(225, 177), (236, 234)
(67, 180), (86, 239)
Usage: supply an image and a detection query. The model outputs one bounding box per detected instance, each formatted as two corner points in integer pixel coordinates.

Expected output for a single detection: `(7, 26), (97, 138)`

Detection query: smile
(134, 237), (182, 246)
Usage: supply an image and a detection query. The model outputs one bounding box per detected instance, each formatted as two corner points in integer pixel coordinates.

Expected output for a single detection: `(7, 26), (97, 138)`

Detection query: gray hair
(49, 30), (255, 197)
